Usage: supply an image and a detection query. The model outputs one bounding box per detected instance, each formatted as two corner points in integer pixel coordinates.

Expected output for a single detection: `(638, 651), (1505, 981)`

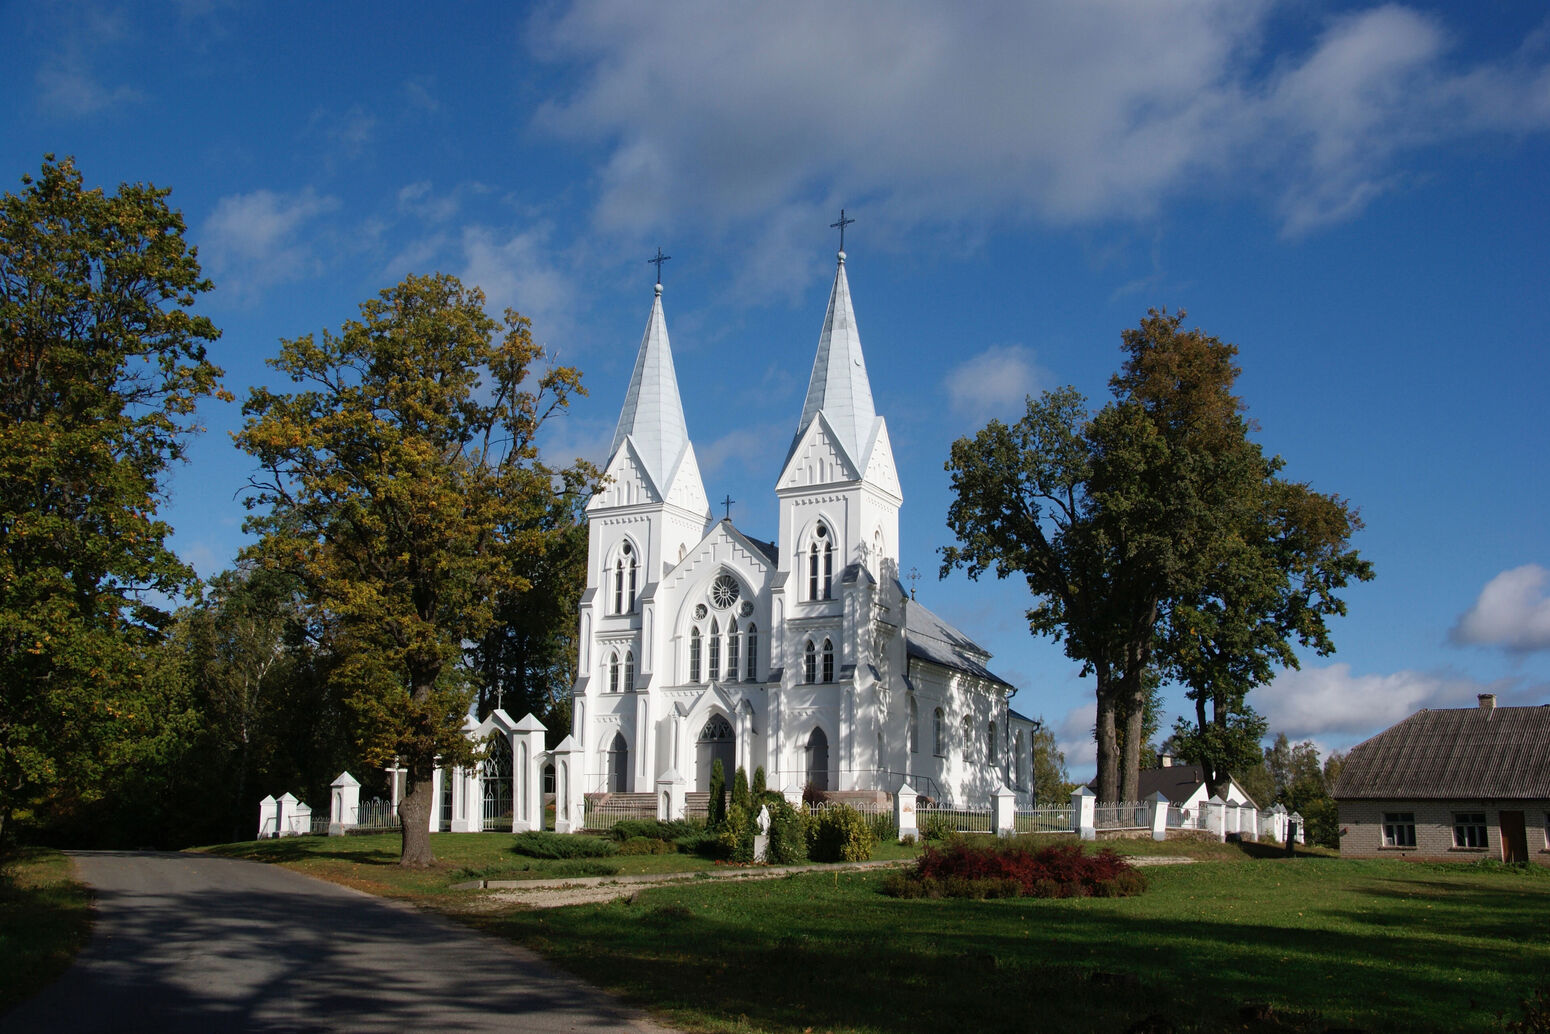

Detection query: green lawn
(0, 848), (93, 1015)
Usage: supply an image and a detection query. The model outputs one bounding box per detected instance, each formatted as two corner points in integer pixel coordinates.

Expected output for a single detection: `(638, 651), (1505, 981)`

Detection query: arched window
(808, 542), (820, 601)
(623, 650), (635, 692)
(608, 651), (620, 693)
(611, 543), (638, 614)
(745, 624), (758, 681)
(872, 528), (884, 578)
(823, 538), (833, 599)
(908, 695), (919, 754)
(806, 727), (830, 792)
(627, 549), (637, 610)
(821, 638), (834, 683)
(987, 721), (998, 765)
(689, 627), (702, 683)
(613, 559), (625, 614)
(726, 619), (740, 683)
(807, 523), (834, 601)
(1013, 731), (1024, 789)
(934, 708), (945, 756)
(803, 640), (817, 684)
(962, 715), (974, 761)
(708, 619), (721, 681)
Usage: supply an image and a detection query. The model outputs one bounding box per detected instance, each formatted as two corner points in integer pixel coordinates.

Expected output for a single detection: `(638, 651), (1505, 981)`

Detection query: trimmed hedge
(510, 831), (618, 859)
(883, 839), (1145, 899)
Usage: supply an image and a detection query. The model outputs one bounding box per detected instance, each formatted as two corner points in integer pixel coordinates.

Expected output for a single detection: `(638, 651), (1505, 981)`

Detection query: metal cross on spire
(721, 495), (736, 521)
(648, 247), (671, 285)
(830, 208), (854, 251)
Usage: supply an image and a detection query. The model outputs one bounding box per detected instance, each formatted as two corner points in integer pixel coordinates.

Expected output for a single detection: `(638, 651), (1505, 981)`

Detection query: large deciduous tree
(0, 156), (225, 837)
(943, 310), (1368, 802)
(236, 273), (592, 866)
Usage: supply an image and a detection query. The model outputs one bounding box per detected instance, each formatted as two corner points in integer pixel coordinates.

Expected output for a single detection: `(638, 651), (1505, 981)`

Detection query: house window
(689, 628), (702, 683)
(821, 638), (834, 683)
(987, 721), (998, 765)
(1453, 812), (1488, 849)
(1382, 812), (1416, 848)
(933, 708), (945, 757)
(708, 619), (721, 681)
(745, 625), (758, 681)
(803, 640), (817, 684)
(908, 695), (918, 754)
(623, 650), (634, 692)
(608, 652), (620, 693)
(727, 619), (740, 682)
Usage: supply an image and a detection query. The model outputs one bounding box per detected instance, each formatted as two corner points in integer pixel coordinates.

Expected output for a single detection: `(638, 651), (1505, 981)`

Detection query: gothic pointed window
(934, 708), (945, 757)
(608, 651), (620, 693)
(709, 619), (721, 681)
(803, 639), (816, 684)
(745, 624), (758, 681)
(823, 538), (833, 600)
(690, 627), (702, 683)
(908, 694), (919, 754)
(726, 619), (740, 682)
(1013, 731), (1024, 789)
(613, 559), (624, 614)
(625, 545), (637, 611)
(624, 650), (635, 692)
(808, 542), (820, 601)
(962, 715), (974, 762)
(987, 721), (998, 765)
(821, 638), (834, 683)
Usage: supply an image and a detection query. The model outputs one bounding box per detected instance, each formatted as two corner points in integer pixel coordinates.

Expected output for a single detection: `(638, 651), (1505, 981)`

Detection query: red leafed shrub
(883, 839), (1146, 899)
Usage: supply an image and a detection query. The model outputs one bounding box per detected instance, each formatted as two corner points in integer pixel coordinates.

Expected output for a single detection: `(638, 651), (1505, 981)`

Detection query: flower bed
(883, 839), (1145, 899)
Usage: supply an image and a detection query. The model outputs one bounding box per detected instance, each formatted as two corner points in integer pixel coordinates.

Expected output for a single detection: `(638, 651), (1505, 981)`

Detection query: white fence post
(1290, 812), (1305, 844)
(290, 800), (312, 836)
(550, 735), (583, 833)
(1071, 786), (1097, 840)
(657, 769), (687, 821)
(895, 782), (919, 841)
(329, 772), (360, 836)
(1148, 790), (1170, 841)
(993, 783), (1016, 837)
(512, 714), (547, 833)
(277, 792), (300, 836)
(258, 795), (278, 839)
(1205, 795), (1226, 841)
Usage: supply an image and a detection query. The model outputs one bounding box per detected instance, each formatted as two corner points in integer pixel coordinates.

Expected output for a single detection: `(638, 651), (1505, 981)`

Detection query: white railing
(804, 799), (887, 818)
(1093, 800), (1149, 829)
(582, 796), (658, 830)
(1166, 804), (1203, 830)
(354, 798), (401, 832)
(1014, 804), (1074, 834)
(917, 804), (994, 834)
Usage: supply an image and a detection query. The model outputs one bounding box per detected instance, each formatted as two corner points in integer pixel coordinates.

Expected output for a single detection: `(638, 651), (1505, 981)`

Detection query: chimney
(1478, 693), (1497, 712)
(1159, 754), (1173, 768)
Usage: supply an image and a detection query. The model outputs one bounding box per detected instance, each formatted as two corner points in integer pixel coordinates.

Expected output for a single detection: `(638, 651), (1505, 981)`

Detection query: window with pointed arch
(933, 708), (945, 757)
(987, 721), (998, 765)
(612, 542), (639, 614)
(803, 639), (817, 684)
(708, 619), (721, 681)
(962, 715), (974, 762)
(623, 650), (635, 692)
(726, 619), (740, 682)
(806, 522), (835, 601)
(1013, 730), (1025, 788)
(745, 625), (758, 681)
(608, 651), (620, 693)
(908, 694), (919, 754)
(689, 628), (702, 683)
(821, 638), (835, 683)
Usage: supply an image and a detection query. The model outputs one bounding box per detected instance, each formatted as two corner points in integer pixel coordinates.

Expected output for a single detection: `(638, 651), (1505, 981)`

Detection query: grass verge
(0, 847), (93, 1015)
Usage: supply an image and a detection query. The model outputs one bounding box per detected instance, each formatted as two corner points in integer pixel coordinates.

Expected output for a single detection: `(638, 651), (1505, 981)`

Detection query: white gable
(588, 439), (662, 512)
(777, 413), (861, 489)
(664, 443), (711, 518)
(861, 417), (902, 502)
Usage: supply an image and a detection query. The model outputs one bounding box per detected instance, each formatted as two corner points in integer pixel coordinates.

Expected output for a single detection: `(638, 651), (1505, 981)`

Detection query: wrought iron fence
(1014, 804), (1074, 834)
(354, 798), (401, 832)
(916, 804), (994, 835)
(1093, 800), (1149, 829)
(582, 796), (658, 830)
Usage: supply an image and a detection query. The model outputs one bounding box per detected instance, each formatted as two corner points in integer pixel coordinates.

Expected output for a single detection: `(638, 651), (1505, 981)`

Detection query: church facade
(572, 249), (1038, 808)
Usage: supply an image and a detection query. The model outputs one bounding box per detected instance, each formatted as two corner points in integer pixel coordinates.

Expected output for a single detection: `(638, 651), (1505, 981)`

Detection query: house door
(1500, 810), (1528, 863)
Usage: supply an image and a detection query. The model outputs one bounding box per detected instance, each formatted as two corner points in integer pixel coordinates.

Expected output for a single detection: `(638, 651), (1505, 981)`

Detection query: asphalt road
(1, 850), (678, 1034)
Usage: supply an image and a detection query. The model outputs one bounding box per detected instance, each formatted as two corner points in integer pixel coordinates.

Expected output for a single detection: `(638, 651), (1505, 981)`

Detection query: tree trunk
(1121, 702), (1143, 803)
(398, 762), (436, 868)
(1094, 662), (1120, 802)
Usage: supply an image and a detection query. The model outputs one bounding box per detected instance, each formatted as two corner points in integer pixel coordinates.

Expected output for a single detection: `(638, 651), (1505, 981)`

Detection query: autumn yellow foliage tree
(236, 273), (593, 866)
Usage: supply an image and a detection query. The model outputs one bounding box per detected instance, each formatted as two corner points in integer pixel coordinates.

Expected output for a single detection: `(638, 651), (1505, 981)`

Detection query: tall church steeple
(611, 283), (695, 499)
(788, 251), (877, 470)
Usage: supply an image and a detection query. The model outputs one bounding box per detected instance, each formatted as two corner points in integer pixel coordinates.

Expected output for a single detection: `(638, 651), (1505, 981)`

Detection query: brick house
(1332, 695), (1550, 864)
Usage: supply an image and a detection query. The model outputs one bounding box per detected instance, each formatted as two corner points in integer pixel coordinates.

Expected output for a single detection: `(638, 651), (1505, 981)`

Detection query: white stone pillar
(1290, 812), (1305, 844)
(1205, 795), (1227, 841)
(291, 801), (312, 835)
(1224, 799), (1240, 839)
(550, 735), (583, 834)
(258, 795), (278, 839)
(277, 792), (300, 837)
(386, 762), (404, 808)
(993, 782), (1017, 837)
(1071, 786), (1097, 840)
(782, 783), (803, 806)
(1148, 790), (1170, 841)
(329, 772), (361, 836)
(895, 782), (919, 841)
(657, 769), (687, 821)
(513, 715), (547, 833)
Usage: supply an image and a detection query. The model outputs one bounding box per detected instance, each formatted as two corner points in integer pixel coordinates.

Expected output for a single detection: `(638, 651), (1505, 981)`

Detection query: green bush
(808, 805), (875, 862)
(764, 800), (810, 865)
(510, 831), (618, 859)
(715, 804), (756, 862)
(919, 812), (957, 841)
(605, 819), (703, 843)
(617, 836), (677, 856)
(708, 759), (727, 828)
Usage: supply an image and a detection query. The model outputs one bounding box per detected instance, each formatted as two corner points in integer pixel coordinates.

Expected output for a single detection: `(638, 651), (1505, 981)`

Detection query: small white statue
(757, 804), (771, 835)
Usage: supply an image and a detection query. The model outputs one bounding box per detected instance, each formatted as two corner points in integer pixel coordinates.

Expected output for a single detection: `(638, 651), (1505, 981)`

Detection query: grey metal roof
(1132, 764), (1259, 809)
(904, 602), (1013, 689)
(788, 253), (877, 470)
(1333, 703), (1550, 800)
(610, 285), (692, 495)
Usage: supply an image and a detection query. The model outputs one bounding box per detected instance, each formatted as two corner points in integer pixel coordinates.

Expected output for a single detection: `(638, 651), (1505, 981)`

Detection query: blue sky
(7, 1), (1548, 775)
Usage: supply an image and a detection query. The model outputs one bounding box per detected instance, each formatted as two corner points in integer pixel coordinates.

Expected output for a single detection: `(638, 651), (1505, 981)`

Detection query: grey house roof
(1134, 764), (1258, 809)
(904, 602), (1013, 689)
(788, 252), (877, 470)
(1333, 703), (1550, 800)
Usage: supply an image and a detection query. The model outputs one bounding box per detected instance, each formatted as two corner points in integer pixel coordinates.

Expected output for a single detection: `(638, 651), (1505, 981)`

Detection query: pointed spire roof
(791, 251), (877, 467)
(611, 283), (691, 494)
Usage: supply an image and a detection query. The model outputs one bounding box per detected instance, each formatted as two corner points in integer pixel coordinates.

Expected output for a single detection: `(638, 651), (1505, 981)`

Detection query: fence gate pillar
(329, 772), (361, 836)
(1071, 786), (1097, 840)
(550, 735), (582, 833)
(511, 714), (548, 832)
(1289, 812), (1305, 844)
(895, 782), (919, 842)
(277, 792), (300, 837)
(993, 783), (1017, 837)
(1148, 790), (1171, 841)
(258, 795), (278, 839)
(1205, 795), (1227, 841)
(657, 769), (687, 821)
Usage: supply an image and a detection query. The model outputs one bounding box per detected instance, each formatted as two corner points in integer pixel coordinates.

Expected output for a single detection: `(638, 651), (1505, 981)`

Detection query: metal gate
(482, 733), (513, 831)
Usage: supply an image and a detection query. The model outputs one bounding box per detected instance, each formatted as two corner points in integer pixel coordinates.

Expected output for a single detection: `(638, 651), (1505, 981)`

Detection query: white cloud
(1054, 700), (1097, 776)
(200, 188), (338, 301)
(529, 3), (1550, 239)
(1452, 564), (1550, 653)
(1252, 662), (1514, 745)
(457, 225), (574, 343)
(697, 422), (788, 479)
(944, 345), (1047, 423)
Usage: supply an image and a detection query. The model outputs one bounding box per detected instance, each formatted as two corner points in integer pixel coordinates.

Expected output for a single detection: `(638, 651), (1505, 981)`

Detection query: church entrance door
(697, 714), (736, 790)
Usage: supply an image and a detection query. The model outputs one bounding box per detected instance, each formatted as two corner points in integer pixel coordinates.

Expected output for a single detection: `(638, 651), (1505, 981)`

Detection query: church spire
(790, 249), (877, 468)
(611, 282), (691, 496)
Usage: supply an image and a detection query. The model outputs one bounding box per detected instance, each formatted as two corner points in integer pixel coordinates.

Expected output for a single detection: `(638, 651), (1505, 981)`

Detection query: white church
(570, 245), (1040, 810)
